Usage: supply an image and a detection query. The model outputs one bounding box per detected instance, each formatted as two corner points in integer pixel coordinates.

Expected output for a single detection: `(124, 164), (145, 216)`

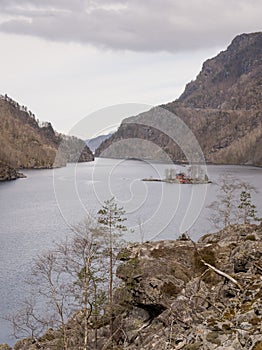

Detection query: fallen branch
(254, 263), (262, 274)
(201, 259), (243, 291)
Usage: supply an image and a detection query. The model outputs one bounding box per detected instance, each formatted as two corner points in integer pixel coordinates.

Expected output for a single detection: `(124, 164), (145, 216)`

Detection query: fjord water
(0, 158), (261, 345)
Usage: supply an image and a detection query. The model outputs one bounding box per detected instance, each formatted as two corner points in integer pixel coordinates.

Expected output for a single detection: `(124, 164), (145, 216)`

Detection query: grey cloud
(0, 0), (261, 52)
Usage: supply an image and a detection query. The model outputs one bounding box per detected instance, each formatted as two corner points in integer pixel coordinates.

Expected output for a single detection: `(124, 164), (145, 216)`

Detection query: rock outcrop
(8, 223), (262, 349)
(114, 224), (262, 349)
(96, 32), (262, 166)
(0, 344), (12, 350)
(0, 161), (25, 181)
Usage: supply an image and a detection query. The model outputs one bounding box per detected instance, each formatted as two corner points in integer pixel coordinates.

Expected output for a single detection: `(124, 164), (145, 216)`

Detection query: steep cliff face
(0, 95), (94, 180)
(96, 32), (262, 166)
(177, 32), (262, 110)
(8, 223), (262, 350)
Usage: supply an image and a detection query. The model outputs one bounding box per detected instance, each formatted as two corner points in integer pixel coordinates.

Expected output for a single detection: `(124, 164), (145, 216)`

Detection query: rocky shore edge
(1, 223), (262, 350)
(0, 162), (26, 182)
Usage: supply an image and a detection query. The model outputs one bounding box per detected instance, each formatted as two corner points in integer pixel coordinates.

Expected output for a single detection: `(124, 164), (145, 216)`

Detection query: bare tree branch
(200, 260), (243, 291)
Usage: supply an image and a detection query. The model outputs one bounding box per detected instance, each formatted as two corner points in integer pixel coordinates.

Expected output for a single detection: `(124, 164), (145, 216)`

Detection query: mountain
(0, 95), (94, 180)
(96, 32), (262, 166)
(86, 133), (113, 153)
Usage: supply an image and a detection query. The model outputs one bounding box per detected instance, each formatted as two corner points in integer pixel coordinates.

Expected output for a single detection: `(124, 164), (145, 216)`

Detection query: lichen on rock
(4, 223), (262, 349)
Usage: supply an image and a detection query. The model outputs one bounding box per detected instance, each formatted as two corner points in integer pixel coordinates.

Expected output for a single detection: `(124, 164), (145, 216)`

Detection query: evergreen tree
(97, 197), (127, 345)
(238, 190), (261, 224)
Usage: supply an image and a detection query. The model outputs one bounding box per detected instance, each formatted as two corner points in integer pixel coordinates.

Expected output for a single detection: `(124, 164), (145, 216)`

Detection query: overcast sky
(0, 0), (261, 138)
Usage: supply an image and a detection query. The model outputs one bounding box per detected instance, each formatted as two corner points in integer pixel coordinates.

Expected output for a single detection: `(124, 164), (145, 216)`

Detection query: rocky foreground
(2, 223), (262, 350)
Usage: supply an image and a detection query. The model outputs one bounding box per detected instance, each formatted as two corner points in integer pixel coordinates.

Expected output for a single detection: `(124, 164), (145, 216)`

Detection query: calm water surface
(0, 158), (261, 345)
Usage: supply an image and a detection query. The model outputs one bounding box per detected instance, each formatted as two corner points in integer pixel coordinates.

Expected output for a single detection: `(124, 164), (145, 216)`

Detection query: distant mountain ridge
(0, 95), (94, 180)
(96, 32), (262, 166)
(86, 133), (113, 153)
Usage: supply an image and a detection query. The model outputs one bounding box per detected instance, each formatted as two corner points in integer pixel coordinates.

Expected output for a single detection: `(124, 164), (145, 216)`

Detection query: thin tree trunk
(48, 275), (69, 350)
(83, 246), (92, 350)
(109, 219), (113, 347)
(62, 323), (68, 350)
(94, 282), (98, 350)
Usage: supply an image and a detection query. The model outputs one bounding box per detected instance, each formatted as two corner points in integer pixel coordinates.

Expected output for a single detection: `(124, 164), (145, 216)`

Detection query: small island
(142, 167), (211, 184)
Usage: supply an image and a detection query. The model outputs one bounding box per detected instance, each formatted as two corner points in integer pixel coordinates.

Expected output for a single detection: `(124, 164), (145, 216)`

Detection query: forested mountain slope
(0, 95), (94, 180)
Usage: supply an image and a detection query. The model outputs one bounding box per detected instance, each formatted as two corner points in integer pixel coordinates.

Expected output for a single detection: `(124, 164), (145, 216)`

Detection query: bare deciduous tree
(29, 251), (72, 350)
(57, 219), (108, 350)
(208, 177), (240, 229)
(8, 202), (127, 350)
(5, 298), (46, 341)
(207, 177), (260, 231)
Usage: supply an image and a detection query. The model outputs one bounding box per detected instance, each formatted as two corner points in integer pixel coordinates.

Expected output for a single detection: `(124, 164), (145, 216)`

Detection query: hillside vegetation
(0, 95), (94, 180)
